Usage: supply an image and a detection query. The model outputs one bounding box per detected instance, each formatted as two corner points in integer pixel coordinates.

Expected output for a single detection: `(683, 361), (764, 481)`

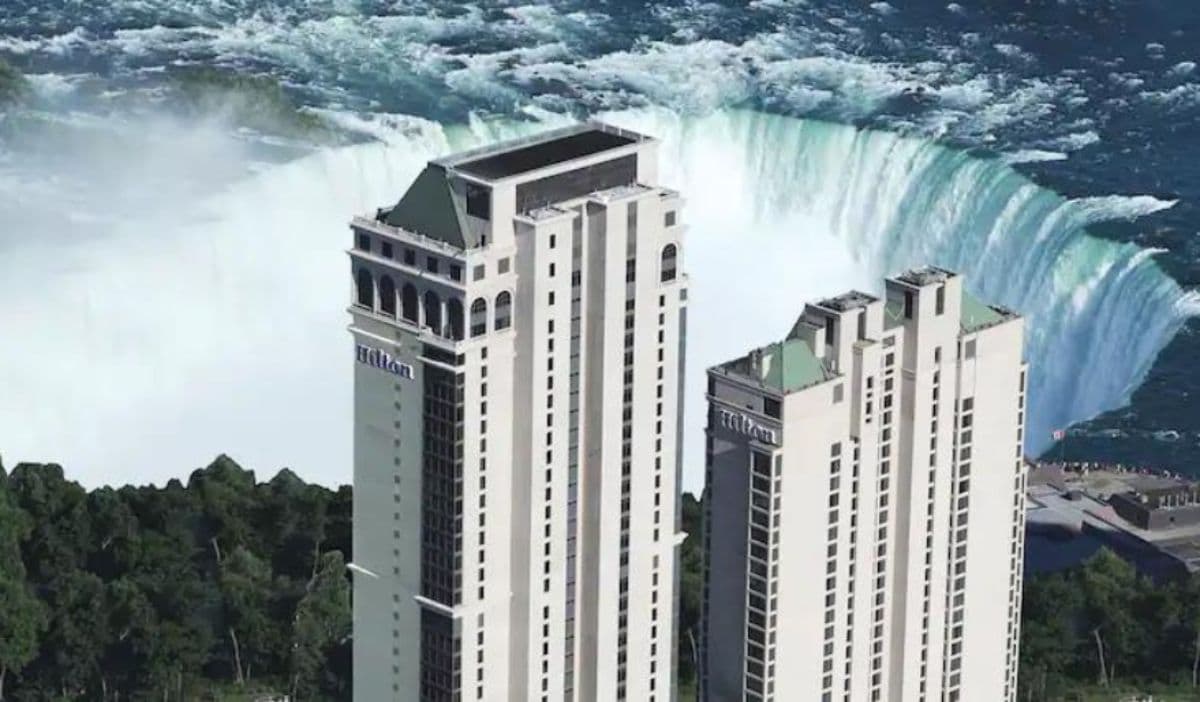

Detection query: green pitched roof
(742, 338), (832, 393)
(384, 164), (473, 249)
(778, 338), (831, 391)
(961, 290), (1006, 333)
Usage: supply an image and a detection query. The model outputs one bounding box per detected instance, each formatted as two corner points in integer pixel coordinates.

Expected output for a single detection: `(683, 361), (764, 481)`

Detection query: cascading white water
(1, 107), (1193, 488)
(599, 108), (1198, 462)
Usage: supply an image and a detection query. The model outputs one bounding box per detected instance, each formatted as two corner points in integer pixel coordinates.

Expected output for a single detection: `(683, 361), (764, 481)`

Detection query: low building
(1025, 463), (1200, 579)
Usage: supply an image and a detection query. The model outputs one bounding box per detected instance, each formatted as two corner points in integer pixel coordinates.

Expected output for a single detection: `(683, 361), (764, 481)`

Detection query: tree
(256, 469), (329, 580)
(0, 466), (45, 701)
(289, 551), (351, 700)
(218, 547), (274, 685)
(677, 492), (704, 687)
(86, 487), (140, 581)
(1077, 549), (1142, 686)
(32, 570), (109, 698)
(189, 455), (258, 563)
(1018, 572), (1081, 700)
(99, 577), (155, 700)
(0, 578), (45, 701)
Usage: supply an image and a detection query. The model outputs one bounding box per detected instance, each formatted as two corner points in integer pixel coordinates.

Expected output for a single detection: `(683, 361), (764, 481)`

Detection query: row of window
(539, 256), (561, 702)
(356, 230), (466, 281)
(647, 291), (671, 701)
(745, 450), (780, 702)
(563, 211), (585, 698)
(353, 268), (513, 339)
(615, 252), (636, 701)
(916, 351), (943, 701)
(474, 345), (490, 700)
(1003, 371), (1029, 702)
(391, 377), (407, 695)
(821, 442), (841, 702)
(941, 397), (975, 700)
(866, 350), (898, 702)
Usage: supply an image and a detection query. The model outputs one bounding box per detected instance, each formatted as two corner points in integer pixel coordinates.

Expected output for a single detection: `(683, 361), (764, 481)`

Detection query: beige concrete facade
(348, 123), (688, 701)
(701, 269), (1027, 702)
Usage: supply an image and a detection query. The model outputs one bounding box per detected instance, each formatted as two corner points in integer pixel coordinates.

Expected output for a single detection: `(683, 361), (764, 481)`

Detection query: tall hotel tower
(701, 269), (1027, 702)
(348, 123), (687, 702)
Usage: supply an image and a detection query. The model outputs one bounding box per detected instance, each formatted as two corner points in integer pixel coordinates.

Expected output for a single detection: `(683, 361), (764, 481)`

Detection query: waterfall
(601, 108), (1197, 459)
(1, 107), (1193, 487)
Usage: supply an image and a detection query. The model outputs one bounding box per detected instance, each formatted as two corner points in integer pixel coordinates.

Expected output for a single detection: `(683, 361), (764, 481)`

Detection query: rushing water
(2, 1), (1198, 487)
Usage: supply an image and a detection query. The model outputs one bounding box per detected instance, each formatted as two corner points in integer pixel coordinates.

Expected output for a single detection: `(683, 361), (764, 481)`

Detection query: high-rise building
(700, 268), (1027, 702)
(348, 122), (688, 702)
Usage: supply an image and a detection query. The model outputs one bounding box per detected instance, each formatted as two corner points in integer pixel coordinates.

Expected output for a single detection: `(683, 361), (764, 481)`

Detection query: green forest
(4, 454), (1200, 702)
(0, 456), (352, 701)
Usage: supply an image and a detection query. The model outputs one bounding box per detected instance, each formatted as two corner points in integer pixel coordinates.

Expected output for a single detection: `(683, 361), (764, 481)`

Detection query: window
(357, 232), (370, 251)
(423, 290), (442, 334)
(833, 385), (844, 404)
(764, 397), (781, 419)
(661, 244), (678, 282)
(426, 256), (439, 273)
(471, 298), (488, 337)
(904, 291), (913, 319)
(447, 298), (465, 340)
(495, 291), (512, 330)
(403, 248), (415, 266)
(825, 317), (835, 346)
(450, 264), (462, 281)
(378, 275), (396, 316)
(665, 210), (676, 227)
(936, 285), (945, 315)
(355, 269), (374, 308)
(381, 241), (393, 259)
(473, 264), (485, 281)
(498, 257), (510, 274)
(466, 183), (491, 220)
(964, 339), (977, 359)
(401, 283), (419, 323)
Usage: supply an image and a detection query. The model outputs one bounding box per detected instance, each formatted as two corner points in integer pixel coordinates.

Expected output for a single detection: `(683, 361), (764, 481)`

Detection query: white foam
(1066, 194), (1177, 226)
(1001, 150), (1068, 164)
(1050, 130), (1100, 151)
(994, 43), (1036, 64)
(1169, 61), (1197, 77)
(25, 72), (82, 99)
(0, 27), (92, 55)
(1141, 83), (1200, 110)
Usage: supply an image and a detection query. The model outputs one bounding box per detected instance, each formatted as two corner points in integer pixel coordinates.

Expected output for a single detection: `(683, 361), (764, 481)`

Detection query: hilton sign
(356, 344), (414, 379)
(718, 409), (779, 445)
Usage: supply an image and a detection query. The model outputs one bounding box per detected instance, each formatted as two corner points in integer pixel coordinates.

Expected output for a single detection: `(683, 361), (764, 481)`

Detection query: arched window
(447, 298), (465, 341)
(355, 268), (374, 308)
(423, 290), (442, 335)
(401, 283), (419, 323)
(661, 243), (678, 282)
(495, 291), (512, 330)
(470, 298), (488, 337)
(378, 275), (396, 317)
